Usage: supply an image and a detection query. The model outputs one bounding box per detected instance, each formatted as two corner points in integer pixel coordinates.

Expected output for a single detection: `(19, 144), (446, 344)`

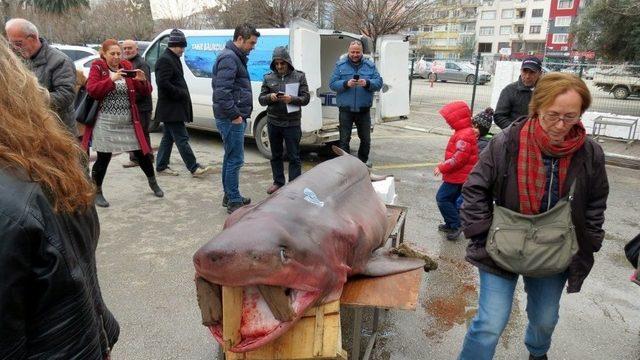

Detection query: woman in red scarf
(458, 73), (609, 360)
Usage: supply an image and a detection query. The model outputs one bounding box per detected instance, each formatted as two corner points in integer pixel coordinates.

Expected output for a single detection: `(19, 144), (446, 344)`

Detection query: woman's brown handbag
(486, 183), (578, 277)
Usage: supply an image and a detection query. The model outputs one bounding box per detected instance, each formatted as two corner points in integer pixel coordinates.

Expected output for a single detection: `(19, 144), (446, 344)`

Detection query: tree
(330, 0), (434, 49)
(21, 0), (89, 13)
(255, 0), (316, 28)
(458, 35), (475, 59)
(572, 0), (640, 62)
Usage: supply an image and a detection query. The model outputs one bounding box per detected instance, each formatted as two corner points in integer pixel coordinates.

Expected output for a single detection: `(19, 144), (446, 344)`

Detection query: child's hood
(439, 101), (472, 131)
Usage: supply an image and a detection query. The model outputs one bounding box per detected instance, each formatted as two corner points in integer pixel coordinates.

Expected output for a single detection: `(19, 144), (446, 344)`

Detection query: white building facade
(474, 0), (550, 58)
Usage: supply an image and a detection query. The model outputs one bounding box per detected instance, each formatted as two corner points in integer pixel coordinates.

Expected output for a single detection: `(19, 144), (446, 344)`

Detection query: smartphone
(276, 91), (285, 97)
(121, 70), (137, 78)
(353, 74), (360, 80)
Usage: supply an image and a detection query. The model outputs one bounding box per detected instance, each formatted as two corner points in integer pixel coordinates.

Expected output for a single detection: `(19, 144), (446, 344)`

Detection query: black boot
(95, 187), (110, 208)
(148, 176), (164, 197)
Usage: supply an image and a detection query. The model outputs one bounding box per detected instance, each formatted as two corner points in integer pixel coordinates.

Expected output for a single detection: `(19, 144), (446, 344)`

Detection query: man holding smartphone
(258, 46), (310, 195)
(329, 40), (383, 167)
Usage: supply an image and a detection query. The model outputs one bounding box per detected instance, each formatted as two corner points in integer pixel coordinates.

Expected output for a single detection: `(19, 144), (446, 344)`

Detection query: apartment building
(411, 0), (481, 59)
(546, 0), (594, 61)
(474, 0), (551, 58)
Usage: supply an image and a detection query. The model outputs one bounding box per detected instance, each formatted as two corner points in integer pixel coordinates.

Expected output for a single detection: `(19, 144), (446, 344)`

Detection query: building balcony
(460, 0), (481, 7)
(510, 32), (525, 40)
(514, 1), (528, 9)
(512, 17), (525, 24)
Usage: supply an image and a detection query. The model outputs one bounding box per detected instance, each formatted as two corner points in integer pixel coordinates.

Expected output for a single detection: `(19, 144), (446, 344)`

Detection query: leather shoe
(227, 201), (245, 214)
(438, 224), (453, 233)
(222, 195), (251, 208)
(446, 228), (462, 241)
(266, 184), (281, 194)
(529, 354), (548, 360)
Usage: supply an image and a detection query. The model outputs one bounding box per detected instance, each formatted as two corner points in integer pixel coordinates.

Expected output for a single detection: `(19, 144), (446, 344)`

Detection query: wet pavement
(96, 120), (640, 360)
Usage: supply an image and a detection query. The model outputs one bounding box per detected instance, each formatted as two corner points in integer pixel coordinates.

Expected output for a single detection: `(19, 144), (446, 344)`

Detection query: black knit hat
(472, 107), (494, 136)
(168, 29), (187, 48)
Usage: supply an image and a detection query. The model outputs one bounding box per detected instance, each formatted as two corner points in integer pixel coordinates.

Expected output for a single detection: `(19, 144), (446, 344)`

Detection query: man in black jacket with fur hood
(258, 46), (310, 195)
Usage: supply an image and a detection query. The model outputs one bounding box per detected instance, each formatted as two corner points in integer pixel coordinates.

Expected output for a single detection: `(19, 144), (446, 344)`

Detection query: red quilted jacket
(437, 101), (479, 184)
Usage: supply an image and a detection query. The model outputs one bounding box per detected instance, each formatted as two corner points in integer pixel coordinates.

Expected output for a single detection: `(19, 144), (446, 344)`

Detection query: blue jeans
(216, 119), (246, 203)
(268, 123), (302, 186)
(436, 182), (462, 229)
(458, 270), (568, 360)
(156, 121), (198, 173)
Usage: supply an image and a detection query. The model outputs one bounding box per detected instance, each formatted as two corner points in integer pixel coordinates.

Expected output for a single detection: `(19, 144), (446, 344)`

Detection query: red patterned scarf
(517, 118), (586, 214)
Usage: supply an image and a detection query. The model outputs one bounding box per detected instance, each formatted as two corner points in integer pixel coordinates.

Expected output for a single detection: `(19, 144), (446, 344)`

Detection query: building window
(516, 9), (526, 19)
(481, 10), (496, 20)
(501, 9), (514, 19)
(437, 10), (449, 18)
(529, 25), (541, 34)
(498, 42), (510, 50)
(500, 26), (511, 35)
(424, 25), (433, 32)
(552, 33), (569, 44)
(478, 43), (492, 53)
(515, 25), (524, 34)
(479, 26), (495, 36)
(554, 16), (572, 27)
(557, 0), (573, 9)
(531, 9), (543, 17)
(434, 24), (447, 32)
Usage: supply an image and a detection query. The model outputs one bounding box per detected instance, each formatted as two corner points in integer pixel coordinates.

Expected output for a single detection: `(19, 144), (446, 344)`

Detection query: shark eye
(280, 248), (289, 263)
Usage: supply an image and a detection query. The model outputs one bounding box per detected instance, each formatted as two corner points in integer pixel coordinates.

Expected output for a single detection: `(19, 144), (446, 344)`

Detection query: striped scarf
(517, 118), (586, 214)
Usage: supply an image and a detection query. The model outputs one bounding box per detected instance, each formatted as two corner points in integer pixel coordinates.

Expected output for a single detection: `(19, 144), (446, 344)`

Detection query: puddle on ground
(422, 256), (478, 340)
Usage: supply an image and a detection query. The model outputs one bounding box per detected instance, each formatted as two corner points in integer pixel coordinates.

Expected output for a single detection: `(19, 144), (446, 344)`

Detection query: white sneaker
(157, 167), (179, 176)
(192, 165), (213, 178)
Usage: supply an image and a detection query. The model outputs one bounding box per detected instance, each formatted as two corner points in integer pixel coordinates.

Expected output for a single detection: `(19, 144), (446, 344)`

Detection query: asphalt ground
(97, 120), (640, 360)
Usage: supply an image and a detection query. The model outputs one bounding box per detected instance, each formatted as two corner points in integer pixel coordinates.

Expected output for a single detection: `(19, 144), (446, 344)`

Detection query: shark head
(193, 212), (350, 352)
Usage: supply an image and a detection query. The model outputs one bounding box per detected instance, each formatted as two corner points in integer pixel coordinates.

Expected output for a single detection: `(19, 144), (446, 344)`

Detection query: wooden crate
(222, 286), (347, 360)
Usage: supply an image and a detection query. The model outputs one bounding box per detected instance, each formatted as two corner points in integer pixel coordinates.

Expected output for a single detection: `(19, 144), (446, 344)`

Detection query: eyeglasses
(541, 113), (581, 124)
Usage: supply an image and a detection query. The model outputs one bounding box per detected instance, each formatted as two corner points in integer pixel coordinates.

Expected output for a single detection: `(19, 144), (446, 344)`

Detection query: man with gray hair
(122, 39), (154, 168)
(5, 18), (77, 135)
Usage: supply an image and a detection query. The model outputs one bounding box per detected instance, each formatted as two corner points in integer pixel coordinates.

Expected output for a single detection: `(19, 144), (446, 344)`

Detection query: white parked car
(74, 54), (99, 78)
(51, 44), (98, 61)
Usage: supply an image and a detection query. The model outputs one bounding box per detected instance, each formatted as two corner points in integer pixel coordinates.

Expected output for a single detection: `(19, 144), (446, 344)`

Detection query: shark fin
(360, 247), (427, 277)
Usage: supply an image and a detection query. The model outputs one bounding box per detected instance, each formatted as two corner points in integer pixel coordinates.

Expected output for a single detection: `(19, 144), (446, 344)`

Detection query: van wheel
(255, 116), (272, 159)
(612, 86), (630, 100)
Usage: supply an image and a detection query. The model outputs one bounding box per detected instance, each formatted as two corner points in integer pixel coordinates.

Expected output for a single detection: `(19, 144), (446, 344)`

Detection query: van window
(183, 35), (289, 80)
(145, 36), (169, 71)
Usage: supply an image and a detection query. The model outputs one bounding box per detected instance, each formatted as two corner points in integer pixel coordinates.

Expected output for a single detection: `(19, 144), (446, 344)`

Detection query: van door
(376, 35), (410, 123)
(289, 19), (322, 133)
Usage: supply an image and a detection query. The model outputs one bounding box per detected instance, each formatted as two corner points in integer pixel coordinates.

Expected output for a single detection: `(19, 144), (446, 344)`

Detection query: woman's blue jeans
(458, 269), (568, 360)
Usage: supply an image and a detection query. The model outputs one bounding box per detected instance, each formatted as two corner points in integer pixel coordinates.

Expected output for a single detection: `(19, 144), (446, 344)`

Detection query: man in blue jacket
(329, 41), (383, 166)
(211, 23), (260, 214)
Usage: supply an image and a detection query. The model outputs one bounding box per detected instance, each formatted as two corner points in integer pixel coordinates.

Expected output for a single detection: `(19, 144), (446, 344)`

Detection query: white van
(142, 20), (409, 157)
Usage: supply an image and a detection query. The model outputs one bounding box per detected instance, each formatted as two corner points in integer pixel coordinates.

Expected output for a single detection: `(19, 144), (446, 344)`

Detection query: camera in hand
(352, 74), (360, 80)
(121, 70), (137, 78)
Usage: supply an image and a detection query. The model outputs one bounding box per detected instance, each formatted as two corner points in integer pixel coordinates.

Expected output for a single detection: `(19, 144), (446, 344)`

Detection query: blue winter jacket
(211, 41), (253, 121)
(329, 57), (383, 112)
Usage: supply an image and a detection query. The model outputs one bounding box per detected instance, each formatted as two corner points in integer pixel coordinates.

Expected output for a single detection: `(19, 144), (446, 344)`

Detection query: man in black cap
(494, 56), (542, 129)
(154, 29), (213, 178)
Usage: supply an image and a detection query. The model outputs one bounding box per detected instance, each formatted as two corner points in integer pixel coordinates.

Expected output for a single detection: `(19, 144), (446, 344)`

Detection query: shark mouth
(196, 278), (322, 353)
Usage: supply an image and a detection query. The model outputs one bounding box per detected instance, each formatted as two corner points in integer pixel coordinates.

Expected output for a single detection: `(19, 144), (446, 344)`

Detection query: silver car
(428, 61), (491, 85)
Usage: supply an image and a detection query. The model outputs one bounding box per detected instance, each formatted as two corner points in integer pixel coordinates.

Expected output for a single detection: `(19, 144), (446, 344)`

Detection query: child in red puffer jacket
(433, 101), (479, 241)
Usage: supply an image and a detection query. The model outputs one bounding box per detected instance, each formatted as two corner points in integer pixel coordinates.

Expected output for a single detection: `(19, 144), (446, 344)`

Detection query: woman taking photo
(82, 38), (163, 207)
(0, 37), (119, 359)
(458, 73), (609, 360)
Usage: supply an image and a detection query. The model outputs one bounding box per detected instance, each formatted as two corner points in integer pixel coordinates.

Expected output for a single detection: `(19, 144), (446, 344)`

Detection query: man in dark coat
(258, 46), (310, 195)
(211, 23), (260, 214)
(493, 56), (542, 129)
(5, 18), (76, 135)
(123, 39), (154, 167)
(154, 29), (212, 178)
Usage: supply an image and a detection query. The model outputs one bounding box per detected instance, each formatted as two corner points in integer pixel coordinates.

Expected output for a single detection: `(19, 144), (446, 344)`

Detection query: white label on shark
(303, 188), (324, 207)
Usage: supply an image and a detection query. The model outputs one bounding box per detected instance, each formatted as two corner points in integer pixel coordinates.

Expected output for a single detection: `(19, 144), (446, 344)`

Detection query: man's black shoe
(223, 195), (251, 208)
(438, 224), (454, 233)
(227, 201), (245, 214)
(529, 354), (548, 360)
(446, 228), (462, 241)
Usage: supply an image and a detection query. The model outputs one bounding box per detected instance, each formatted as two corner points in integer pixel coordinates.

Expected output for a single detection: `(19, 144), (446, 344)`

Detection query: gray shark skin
(193, 150), (425, 352)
